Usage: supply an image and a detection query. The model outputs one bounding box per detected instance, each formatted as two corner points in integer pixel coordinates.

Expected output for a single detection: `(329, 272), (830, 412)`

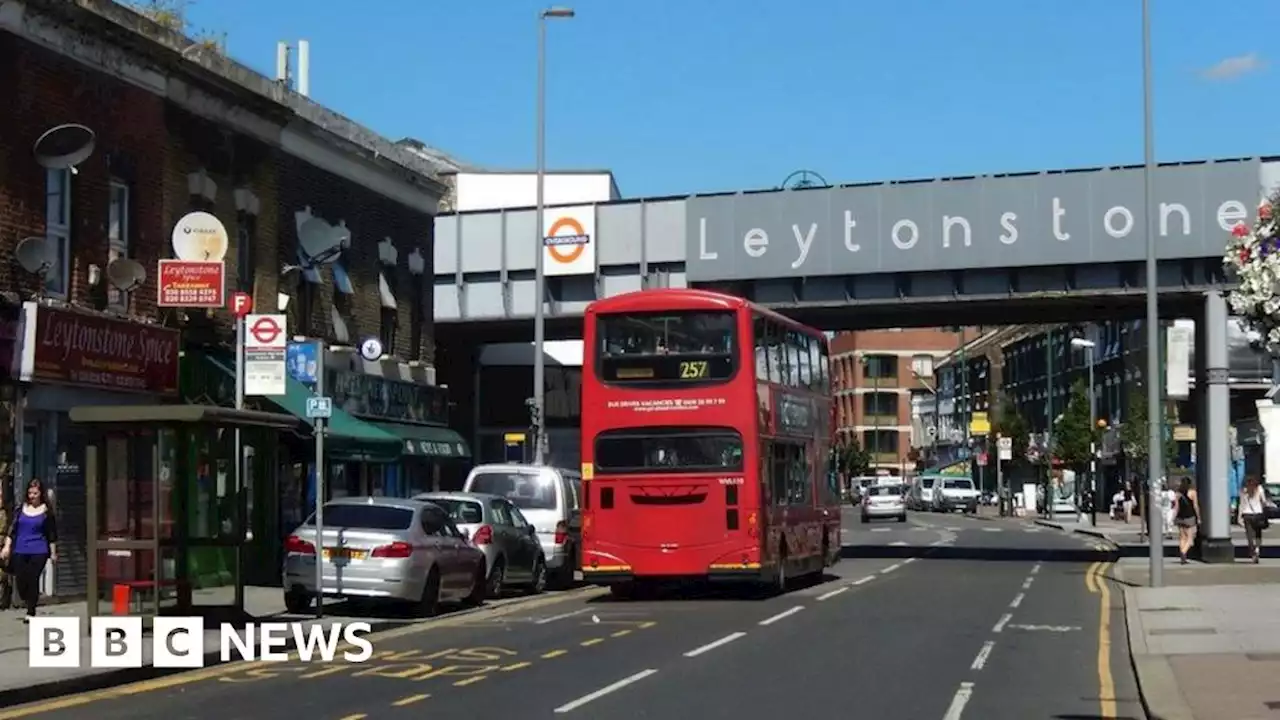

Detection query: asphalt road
(1, 509), (1144, 720)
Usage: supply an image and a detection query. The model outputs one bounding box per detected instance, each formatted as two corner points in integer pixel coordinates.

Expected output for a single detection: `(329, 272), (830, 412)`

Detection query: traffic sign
(997, 436), (1013, 461)
(244, 313), (288, 396)
(247, 314), (286, 348)
(229, 291), (254, 317)
(306, 396), (333, 419)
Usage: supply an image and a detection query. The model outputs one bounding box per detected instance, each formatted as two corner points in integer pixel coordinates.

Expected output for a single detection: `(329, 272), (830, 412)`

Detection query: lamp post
(1071, 337), (1098, 526)
(1140, 0), (1163, 587)
(532, 6), (575, 465)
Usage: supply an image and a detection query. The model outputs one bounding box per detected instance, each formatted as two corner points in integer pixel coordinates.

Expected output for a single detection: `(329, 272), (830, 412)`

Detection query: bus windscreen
(594, 427), (743, 474)
(597, 311), (736, 383)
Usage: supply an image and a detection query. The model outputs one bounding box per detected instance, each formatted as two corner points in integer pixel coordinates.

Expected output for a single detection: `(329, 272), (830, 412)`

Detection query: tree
(1053, 380), (1098, 471)
(124, 0), (228, 54)
(1120, 380), (1179, 475)
(837, 438), (872, 479)
(991, 397), (1030, 468)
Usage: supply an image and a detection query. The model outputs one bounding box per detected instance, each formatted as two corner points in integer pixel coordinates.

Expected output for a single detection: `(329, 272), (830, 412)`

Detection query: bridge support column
(1195, 290), (1234, 563)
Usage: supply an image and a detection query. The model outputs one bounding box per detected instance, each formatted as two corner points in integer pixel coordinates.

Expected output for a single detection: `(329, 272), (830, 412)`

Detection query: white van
(913, 476), (940, 511)
(463, 464), (581, 587)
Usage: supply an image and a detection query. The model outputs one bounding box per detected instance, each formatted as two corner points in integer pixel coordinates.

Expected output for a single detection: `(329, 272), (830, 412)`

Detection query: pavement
(0, 508), (1137, 720)
(1033, 515), (1276, 559)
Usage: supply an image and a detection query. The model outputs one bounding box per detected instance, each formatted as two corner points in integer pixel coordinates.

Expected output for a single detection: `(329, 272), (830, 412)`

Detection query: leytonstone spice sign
(685, 158), (1265, 281)
(20, 304), (180, 396)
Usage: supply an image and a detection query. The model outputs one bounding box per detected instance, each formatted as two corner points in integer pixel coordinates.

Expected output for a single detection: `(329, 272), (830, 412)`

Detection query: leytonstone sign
(686, 159), (1263, 281)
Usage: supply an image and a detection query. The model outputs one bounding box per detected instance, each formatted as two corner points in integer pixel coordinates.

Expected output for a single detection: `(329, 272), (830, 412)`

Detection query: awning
(206, 357), (402, 463)
(367, 421), (471, 459)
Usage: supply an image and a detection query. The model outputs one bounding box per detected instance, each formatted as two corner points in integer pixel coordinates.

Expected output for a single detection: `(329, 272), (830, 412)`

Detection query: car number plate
(323, 548), (366, 560)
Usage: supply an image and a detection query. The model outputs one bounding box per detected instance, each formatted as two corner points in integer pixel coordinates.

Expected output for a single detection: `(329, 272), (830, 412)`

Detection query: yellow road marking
(580, 638), (604, 646)
(453, 676), (486, 687)
(391, 694), (430, 707)
(542, 649), (568, 659)
(1088, 561), (1117, 719)
(611, 629), (632, 637)
(0, 587), (608, 720)
(501, 662), (532, 672)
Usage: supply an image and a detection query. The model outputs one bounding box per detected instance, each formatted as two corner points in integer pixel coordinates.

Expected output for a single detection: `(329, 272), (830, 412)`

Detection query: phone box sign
(22, 304), (179, 396)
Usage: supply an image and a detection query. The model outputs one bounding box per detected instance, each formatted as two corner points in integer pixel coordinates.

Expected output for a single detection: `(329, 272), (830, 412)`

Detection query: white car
(861, 484), (907, 523)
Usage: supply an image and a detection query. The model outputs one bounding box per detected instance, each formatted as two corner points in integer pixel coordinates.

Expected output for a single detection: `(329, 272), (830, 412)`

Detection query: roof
(586, 288), (824, 335)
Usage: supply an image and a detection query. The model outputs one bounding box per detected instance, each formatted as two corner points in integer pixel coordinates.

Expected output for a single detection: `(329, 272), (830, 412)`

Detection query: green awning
(367, 421), (471, 459)
(206, 357), (402, 463)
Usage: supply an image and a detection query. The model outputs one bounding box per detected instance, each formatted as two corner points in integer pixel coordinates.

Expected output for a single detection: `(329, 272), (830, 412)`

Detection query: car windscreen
(304, 504), (413, 530)
(921, 478), (937, 488)
(594, 427), (744, 474)
(421, 497), (484, 524)
(468, 472), (557, 510)
(597, 311), (736, 384)
(868, 485), (903, 496)
(943, 480), (974, 490)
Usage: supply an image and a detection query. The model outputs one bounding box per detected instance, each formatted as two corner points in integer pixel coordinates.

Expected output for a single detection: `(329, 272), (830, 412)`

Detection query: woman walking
(1173, 476), (1201, 565)
(1237, 475), (1272, 564)
(0, 479), (58, 622)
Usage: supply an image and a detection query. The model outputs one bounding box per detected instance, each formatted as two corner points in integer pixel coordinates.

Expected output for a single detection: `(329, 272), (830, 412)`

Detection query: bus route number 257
(679, 361), (709, 379)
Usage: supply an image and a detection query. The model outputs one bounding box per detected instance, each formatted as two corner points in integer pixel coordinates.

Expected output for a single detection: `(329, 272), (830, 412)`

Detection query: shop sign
(157, 260), (225, 308)
(21, 304), (179, 395)
(327, 370), (448, 425)
(403, 440), (468, 457)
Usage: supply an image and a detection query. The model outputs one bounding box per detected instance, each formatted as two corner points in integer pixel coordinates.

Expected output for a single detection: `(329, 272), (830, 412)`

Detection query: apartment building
(830, 328), (981, 473)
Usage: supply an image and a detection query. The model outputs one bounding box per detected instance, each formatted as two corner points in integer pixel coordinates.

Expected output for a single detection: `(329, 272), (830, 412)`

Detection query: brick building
(830, 328), (980, 473)
(0, 0), (460, 595)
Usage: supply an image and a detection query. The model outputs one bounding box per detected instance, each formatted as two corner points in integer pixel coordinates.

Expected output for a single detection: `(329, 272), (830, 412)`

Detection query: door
(487, 499), (526, 581)
(420, 507), (461, 593)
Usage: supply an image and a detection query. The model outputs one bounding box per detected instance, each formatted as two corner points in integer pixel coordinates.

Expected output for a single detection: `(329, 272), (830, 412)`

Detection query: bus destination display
(601, 355), (734, 383)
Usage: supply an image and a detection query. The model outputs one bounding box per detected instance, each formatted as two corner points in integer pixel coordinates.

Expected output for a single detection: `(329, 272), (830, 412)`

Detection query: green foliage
(1119, 381), (1179, 472)
(837, 437), (872, 479)
(124, 0), (227, 54)
(991, 397), (1030, 466)
(1053, 380), (1098, 469)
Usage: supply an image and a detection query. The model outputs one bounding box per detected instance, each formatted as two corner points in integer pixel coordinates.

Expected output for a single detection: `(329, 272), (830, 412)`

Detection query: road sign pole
(233, 315), (245, 610)
(996, 435), (1004, 516)
(313, 339), (326, 619)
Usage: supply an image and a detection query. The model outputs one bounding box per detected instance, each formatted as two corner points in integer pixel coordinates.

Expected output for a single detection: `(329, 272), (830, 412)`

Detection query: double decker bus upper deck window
(598, 311), (736, 384)
(594, 427), (744, 474)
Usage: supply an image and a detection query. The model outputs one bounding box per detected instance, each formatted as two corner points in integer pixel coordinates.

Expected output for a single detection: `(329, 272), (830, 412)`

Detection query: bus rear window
(594, 427), (743, 474)
(597, 311), (736, 383)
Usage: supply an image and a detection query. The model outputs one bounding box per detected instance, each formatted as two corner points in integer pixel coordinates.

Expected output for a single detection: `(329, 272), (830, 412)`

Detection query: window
(809, 337), (825, 392)
(44, 168), (71, 297)
(509, 505), (531, 529)
(379, 268), (398, 353)
(767, 321), (786, 385)
(107, 180), (130, 307)
(867, 485), (904, 496)
(943, 479), (974, 490)
(911, 354), (934, 378)
(488, 499), (513, 526)
(863, 393), (899, 418)
(862, 355), (897, 380)
(768, 442), (810, 506)
(597, 310), (736, 384)
(785, 331), (802, 386)
(379, 307), (397, 352)
(423, 497), (483, 524)
(305, 504), (413, 530)
(594, 427), (743, 474)
(861, 430), (899, 455)
(467, 471), (558, 510)
(753, 316), (769, 382)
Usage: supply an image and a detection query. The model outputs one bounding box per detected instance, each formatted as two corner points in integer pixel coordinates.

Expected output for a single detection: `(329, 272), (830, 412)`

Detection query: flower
(1225, 189), (1280, 354)
(1261, 202), (1273, 220)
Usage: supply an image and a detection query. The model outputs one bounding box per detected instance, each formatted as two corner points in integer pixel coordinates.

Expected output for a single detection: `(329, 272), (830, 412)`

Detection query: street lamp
(1140, 0), (1163, 586)
(532, 5), (574, 465)
(1071, 337), (1098, 526)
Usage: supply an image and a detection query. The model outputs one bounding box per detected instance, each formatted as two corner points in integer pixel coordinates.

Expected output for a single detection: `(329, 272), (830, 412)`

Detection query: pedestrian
(1161, 479), (1176, 538)
(1236, 475), (1272, 564)
(0, 479), (58, 622)
(1173, 476), (1201, 565)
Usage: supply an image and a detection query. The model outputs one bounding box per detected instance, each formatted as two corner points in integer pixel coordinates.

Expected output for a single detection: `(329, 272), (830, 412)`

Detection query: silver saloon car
(415, 492), (548, 597)
(282, 497), (486, 616)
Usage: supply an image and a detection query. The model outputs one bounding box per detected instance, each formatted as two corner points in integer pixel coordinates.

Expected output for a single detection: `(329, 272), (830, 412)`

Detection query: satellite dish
(15, 237), (53, 275)
(171, 211), (229, 261)
(33, 124), (96, 170)
(106, 258), (146, 291)
(298, 215), (344, 265)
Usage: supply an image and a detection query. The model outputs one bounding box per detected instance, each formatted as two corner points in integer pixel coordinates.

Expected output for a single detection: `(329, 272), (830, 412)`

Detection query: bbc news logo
(28, 617), (374, 668)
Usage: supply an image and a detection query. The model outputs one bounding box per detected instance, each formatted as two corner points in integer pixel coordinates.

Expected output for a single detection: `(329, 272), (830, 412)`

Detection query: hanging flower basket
(1223, 192), (1279, 352)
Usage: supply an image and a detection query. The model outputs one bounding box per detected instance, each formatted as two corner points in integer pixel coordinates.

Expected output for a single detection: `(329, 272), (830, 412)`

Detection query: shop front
(15, 302), (181, 598)
(328, 361), (471, 494)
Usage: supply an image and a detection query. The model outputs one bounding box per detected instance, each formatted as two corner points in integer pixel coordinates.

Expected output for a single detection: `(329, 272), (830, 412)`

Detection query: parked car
(861, 484), (908, 523)
(463, 464), (581, 588)
(415, 491), (547, 597)
(282, 497), (486, 616)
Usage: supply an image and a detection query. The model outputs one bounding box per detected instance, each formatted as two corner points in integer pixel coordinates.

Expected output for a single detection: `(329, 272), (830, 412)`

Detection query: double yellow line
(1086, 560), (1117, 720)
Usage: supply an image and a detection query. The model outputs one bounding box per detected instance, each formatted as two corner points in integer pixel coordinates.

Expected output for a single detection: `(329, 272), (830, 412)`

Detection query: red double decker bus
(579, 288), (840, 596)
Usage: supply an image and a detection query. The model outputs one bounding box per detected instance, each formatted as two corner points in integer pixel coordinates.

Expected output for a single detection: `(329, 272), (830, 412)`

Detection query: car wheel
(416, 568), (441, 618)
(486, 558), (506, 598)
(464, 563), (486, 607)
(897, 514), (907, 523)
(284, 589), (311, 614)
(527, 557), (547, 595)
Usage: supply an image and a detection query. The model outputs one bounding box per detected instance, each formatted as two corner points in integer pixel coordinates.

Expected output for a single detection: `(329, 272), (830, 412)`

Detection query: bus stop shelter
(69, 404), (301, 620)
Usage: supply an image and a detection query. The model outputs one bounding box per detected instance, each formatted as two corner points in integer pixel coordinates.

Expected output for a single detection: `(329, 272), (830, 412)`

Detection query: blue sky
(185, 0), (1275, 198)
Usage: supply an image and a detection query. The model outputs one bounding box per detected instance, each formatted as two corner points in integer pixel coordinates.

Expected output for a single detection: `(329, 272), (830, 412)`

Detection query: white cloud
(1201, 53), (1264, 81)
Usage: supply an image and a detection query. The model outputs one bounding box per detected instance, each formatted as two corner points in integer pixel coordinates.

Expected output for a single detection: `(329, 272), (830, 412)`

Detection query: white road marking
(850, 576), (875, 586)
(1009, 592), (1025, 608)
(817, 586), (849, 601)
(1007, 624), (1081, 632)
(992, 613), (1013, 633)
(758, 606), (805, 626)
(871, 527), (891, 533)
(902, 557), (917, 564)
(982, 527), (1002, 532)
(881, 562), (902, 574)
(890, 541), (910, 547)
(683, 632), (747, 657)
(1021, 578), (1034, 590)
(929, 540), (945, 547)
(1031, 563), (1041, 574)
(942, 681), (975, 720)
(535, 608), (590, 625)
(970, 641), (995, 670)
(945, 526), (962, 532)
(554, 669), (658, 713)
